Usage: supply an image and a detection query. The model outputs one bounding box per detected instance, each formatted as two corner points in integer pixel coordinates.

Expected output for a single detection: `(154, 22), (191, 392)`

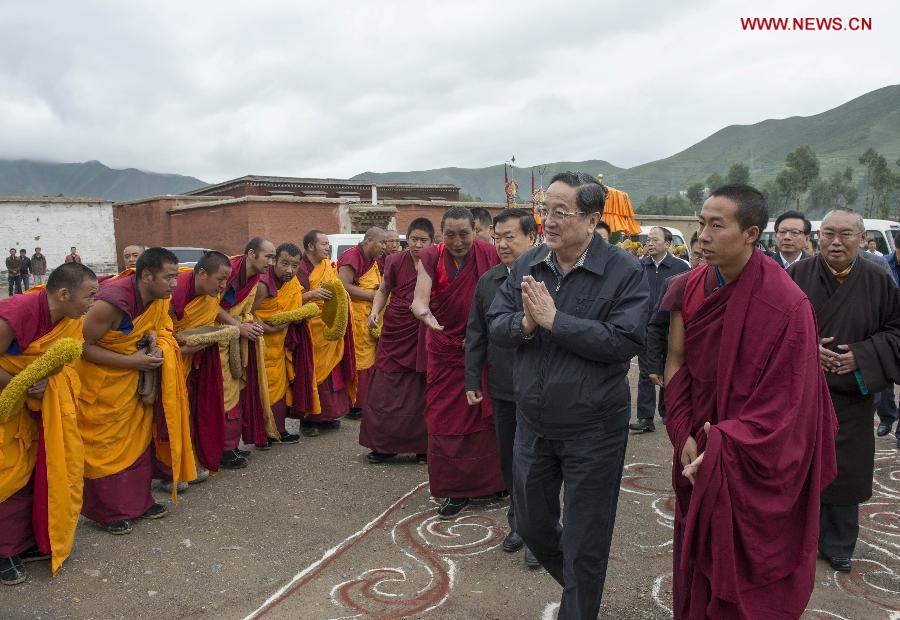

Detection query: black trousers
(491, 398), (517, 531)
(513, 412), (629, 620)
(819, 503), (859, 559)
(636, 348), (665, 423)
(7, 276), (21, 297)
(875, 385), (898, 427)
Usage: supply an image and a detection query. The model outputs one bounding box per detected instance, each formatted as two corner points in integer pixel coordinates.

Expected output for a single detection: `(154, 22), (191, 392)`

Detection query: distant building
(186, 175), (460, 202)
(0, 196), (117, 275)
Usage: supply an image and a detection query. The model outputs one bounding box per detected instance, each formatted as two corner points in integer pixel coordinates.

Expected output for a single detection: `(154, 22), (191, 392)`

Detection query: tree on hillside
(726, 163), (750, 186)
(776, 145), (820, 210)
(808, 167), (857, 215)
(637, 194), (694, 216)
(706, 173), (725, 192)
(762, 180), (790, 213)
(686, 182), (706, 206)
(858, 148), (899, 218)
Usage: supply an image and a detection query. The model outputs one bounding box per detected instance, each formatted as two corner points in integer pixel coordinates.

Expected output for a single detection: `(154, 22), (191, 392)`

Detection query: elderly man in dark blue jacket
(488, 171), (649, 620)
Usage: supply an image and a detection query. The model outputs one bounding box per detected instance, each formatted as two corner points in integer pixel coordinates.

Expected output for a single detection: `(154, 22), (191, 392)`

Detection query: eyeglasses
(776, 228), (806, 237)
(819, 230), (860, 241)
(536, 204), (585, 222)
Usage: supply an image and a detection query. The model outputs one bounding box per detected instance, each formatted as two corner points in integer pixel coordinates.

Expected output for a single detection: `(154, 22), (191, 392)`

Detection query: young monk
(0, 264), (97, 585)
(253, 243), (317, 445)
(360, 218), (435, 464)
(338, 227), (386, 419)
(215, 238), (275, 467)
(297, 230), (357, 435)
(169, 251), (232, 485)
(662, 185), (838, 618)
(411, 207), (504, 518)
(78, 248), (195, 535)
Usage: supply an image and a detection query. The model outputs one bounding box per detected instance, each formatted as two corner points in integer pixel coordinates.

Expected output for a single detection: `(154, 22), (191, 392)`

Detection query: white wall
(0, 200), (117, 276)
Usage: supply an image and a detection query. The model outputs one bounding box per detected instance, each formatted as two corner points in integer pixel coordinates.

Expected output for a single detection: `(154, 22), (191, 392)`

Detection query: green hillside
(354, 160), (626, 202)
(354, 85), (900, 208)
(0, 159), (206, 201)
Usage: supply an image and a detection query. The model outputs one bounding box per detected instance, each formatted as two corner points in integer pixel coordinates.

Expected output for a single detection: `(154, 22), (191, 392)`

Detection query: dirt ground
(1, 369), (898, 620)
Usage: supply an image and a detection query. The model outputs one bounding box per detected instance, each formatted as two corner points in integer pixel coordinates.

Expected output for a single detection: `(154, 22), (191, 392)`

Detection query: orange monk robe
(254, 275), (306, 407)
(297, 257), (357, 419)
(0, 298), (84, 575)
(76, 282), (194, 502)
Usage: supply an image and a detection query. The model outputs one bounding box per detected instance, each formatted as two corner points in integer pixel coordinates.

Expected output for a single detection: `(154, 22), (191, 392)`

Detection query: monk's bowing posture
(661, 185), (838, 619)
(78, 248), (195, 535)
(297, 230), (357, 435)
(411, 207), (504, 518)
(169, 251), (232, 484)
(338, 227), (385, 419)
(215, 238), (275, 467)
(0, 264), (97, 585)
(360, 218), (435, 464)
(252, 243), (318, 445)
(788, 208), (900, 573)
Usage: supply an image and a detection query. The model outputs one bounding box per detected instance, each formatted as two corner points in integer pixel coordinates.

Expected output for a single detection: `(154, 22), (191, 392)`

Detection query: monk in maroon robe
(662, 186), (837, 619)
(411, 207), (504, 519)
(359, 219), (434, 463)
(169, 251), (232, 477)
(216, 239), (274, 465)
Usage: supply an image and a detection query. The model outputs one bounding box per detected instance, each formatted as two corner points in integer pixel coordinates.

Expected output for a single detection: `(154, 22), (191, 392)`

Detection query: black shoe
(346, 408), (363, 420)
(416, 453), (427, 464)
(321, 420), (341, 430)
(629, 421), (656, 433)
(255, 440), (273, 451)
(0, 556), (26, 585)
(141, 503), (168, 520)
(300, 425), (319, 437)
(367, 451), (397, 464)
(220, 450), (249, 469)
(103, 519), (133, 535)
(829, 556), (852, 572)
(279, 431), (300, 444)
(877, 422), (892, 437)
(437, 498), (469, 519)
(19, 546), (51, 564)
(525, 547), (541, 568)
(502, 532), (524, 553)
(235, 448), (251, 457)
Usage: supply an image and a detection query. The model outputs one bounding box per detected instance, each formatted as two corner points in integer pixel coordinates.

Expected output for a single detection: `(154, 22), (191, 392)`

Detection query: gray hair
(821, 208), (864, 232)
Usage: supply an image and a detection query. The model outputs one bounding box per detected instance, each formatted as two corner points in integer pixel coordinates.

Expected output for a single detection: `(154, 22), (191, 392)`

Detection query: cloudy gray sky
(0, 0), (895, 182)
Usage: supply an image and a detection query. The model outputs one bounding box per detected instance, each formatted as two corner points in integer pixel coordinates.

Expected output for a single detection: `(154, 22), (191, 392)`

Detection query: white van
(761, 218), (899, 253)
(327, 234), (406, 264)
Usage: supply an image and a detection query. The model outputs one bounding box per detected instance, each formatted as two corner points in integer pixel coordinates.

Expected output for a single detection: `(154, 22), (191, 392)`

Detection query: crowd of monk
(0, 172), (897, 620)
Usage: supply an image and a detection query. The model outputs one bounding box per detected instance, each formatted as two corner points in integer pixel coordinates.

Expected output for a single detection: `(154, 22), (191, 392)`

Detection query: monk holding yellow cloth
(337, 227), (385, 419)
(215, 238), (275, 468)
(0, 264), (97, 585)
(78, 248), (194, 536)
(169, 251), (232, 481)
(297, 230), (357, 436)
(252, 243), (318, 445)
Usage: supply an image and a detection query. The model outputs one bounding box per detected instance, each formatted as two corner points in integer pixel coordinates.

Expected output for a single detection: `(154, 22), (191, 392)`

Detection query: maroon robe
(418, 241), (504, 498)
(337, 244), (378, 409)
(81, 276), (156, 524)
(359, 250), (428, 454)
(661, 250), (838, 619)
(0, 291), (55, 555)
(171, 270), (226, 472)
(297, 256), (355, 422)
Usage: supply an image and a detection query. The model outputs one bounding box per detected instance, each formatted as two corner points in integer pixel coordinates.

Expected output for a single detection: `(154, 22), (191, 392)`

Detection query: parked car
(760, 218), (899, 253)
(165, 247), (213, 269)
(629, 225), (687, 248)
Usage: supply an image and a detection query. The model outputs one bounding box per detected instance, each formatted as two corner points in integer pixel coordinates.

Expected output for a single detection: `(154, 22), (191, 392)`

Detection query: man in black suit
(464, 208), (537, 566)
(768, 210), (812, 268)
(629, 226), (690, 433)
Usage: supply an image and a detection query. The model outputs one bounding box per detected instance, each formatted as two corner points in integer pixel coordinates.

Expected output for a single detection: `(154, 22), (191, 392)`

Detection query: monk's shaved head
(364, 227), (386, 242)
(195, 250), (231, 275)
(47, 262), (98, 293)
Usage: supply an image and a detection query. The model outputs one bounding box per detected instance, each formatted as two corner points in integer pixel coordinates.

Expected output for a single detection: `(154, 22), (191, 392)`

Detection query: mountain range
(1, 84), (898, 205)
